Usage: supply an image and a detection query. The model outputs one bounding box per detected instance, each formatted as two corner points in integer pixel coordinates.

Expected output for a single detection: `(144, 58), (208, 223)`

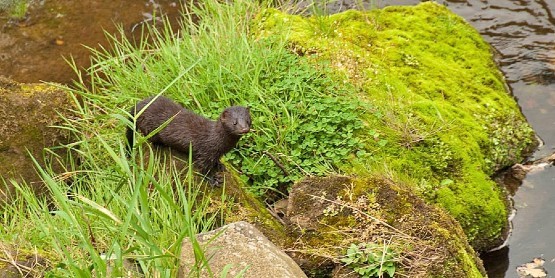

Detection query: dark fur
(127, 96), (251, 180)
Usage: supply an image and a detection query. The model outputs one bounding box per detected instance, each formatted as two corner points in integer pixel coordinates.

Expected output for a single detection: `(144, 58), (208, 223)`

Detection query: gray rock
(179, 221), (306, 278)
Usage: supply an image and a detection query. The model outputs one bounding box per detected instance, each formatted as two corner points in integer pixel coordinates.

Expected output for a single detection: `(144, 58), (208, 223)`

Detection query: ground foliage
(0, 0), (536, 275)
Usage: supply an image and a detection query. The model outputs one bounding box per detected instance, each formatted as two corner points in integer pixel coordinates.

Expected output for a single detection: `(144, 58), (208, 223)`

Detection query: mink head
(220, 106), (251, 136)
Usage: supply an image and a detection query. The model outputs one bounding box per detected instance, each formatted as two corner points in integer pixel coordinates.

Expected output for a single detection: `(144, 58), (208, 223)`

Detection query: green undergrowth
(2, 0), (371, 274)
(67, 0), (368, 197)
(0, 134), (221, 276)
(0, 0), (29, 20)
(253, 2), (536, 250)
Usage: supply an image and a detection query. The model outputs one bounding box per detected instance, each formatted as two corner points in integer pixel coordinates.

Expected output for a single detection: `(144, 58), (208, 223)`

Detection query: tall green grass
(68, 0), (366, 197)
(1, 135), (220, 276)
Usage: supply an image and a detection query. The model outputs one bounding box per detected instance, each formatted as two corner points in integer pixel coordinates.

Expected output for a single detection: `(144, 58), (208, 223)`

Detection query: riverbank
(0, 1), (536, 276)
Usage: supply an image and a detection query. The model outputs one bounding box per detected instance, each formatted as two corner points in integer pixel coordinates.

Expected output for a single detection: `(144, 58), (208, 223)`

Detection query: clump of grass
(1, 126), (220, 276)
(67, 0), (367, 197)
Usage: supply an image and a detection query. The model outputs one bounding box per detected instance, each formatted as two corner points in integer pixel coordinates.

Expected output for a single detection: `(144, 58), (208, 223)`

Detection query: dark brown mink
(126, 96), (251, 184)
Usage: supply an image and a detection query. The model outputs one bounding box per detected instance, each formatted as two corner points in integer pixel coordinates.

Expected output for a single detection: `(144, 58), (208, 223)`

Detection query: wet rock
(179, 221), (306, 278)
(516, 258), (547, 278)
(0, 77), (75, 204)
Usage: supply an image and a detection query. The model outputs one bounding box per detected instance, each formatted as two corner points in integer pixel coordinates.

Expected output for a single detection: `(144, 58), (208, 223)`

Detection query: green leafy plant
(341, 243), (397, 278)
(226, 53), (367, 194)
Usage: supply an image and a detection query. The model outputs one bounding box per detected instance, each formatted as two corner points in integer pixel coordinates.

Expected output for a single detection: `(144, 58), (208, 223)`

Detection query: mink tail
(126, 125), (134, 157)
(125, 108), (136, 157)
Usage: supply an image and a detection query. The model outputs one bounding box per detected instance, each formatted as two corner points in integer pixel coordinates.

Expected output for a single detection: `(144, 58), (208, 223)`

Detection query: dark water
(2, 0), (555, 277)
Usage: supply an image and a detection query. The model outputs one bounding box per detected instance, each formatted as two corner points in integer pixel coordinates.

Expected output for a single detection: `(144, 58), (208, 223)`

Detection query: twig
(307, 193), (413, 238)
(0, 249), (33, 276)
(263, 150), (289, 176)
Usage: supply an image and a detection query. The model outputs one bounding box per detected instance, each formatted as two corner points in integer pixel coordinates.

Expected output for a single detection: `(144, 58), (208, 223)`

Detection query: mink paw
(207, 172), (225, 187)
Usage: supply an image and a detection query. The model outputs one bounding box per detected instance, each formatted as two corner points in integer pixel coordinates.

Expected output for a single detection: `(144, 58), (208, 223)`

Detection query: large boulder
(0, 77), (75, 203)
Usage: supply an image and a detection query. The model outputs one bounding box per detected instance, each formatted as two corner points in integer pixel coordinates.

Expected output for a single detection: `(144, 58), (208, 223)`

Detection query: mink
(126, 96), (251, 185)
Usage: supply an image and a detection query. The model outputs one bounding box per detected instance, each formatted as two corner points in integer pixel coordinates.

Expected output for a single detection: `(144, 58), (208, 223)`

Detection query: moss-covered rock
(284, 175), (485, 277)
(0, 77), (75, 204)
(253, 2), (537, 251)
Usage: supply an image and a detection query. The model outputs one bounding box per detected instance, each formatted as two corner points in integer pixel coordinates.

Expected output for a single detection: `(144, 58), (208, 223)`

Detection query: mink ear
(221, 110), (228, 119)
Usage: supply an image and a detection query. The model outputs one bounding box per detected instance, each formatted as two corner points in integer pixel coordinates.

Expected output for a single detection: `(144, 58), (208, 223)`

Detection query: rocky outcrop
(282, 175), (486, 277)
(179, 221), (306, 278)
(0, 77), (75, 203)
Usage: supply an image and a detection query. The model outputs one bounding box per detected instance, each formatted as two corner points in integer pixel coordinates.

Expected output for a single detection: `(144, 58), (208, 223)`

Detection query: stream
(2, 0), (555, 277)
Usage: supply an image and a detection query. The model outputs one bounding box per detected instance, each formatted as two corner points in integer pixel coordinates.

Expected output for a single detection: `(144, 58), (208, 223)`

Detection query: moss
(254, 2), (536, 250)
(286, 175), (485, 277)
(214, 171), (288, 245)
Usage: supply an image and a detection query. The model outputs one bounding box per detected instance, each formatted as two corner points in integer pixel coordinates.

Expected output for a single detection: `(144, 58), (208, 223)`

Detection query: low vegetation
(0, 0), (29, 20)
(0, 0), (535, 276)
(341, 242), (397, 277)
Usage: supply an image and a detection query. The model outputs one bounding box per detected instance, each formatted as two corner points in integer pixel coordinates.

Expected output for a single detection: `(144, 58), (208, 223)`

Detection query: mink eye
(233, 120), (238, 125)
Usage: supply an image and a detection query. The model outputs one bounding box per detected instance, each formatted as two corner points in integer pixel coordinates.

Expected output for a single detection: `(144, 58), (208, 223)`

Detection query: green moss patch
(254, 2), (536, 250)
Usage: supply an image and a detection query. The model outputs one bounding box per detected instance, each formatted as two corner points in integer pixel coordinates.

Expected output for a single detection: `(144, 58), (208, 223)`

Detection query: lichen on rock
(253, 2), (537, 251)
